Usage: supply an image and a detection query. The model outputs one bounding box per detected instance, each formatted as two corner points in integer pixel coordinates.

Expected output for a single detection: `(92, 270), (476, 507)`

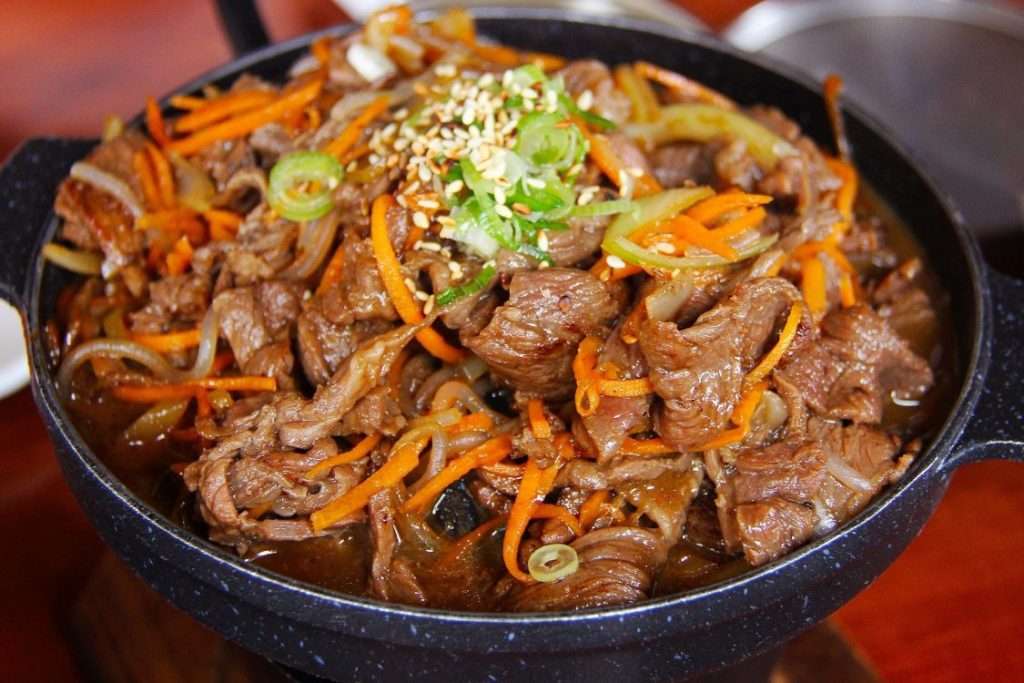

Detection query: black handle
(214, 0), (271, 56)
(945, 267), (1024, 469)
(0, 137), (96, 309)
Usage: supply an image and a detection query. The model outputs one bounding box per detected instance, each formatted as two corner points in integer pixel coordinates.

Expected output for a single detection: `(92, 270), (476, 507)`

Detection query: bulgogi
(46, 6), (947, 611)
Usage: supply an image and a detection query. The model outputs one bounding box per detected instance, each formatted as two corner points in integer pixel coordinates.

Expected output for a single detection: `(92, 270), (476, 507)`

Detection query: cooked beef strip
(465, 268), (618, 400)
(650, 142), (715, 188)
(734, 498), (817, 566)
(505, 527), (667, 611)
(213, 280), (303, 386)
(546, 207), (612, 267)
(619, 461), (703, 543)
(640, 277), (808, 451)
(340, 386), (406, 436)
(558, 60), (631, 125)
(775, 304), (933, 424)
(129, 273), (210, 334)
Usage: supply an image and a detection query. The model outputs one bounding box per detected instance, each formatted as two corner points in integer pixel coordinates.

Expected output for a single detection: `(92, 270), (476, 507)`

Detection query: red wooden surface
(1, 2), (1022, 681)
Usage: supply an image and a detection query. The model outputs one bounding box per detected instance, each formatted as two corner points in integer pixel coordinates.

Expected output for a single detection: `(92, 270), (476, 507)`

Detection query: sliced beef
(775, 305), (933, 424)
(340, 386), (406, 436)
(734, 498), (817, 566)
(640, 277), (806, 450)
(505, 527), (666, 611)
(296, 304), (359, 386)
(651, 143), (714, 188)
(369, 488), (428, 605)
(547, 210), (611, 267)
(618, 462), (703, 543)
(213, 280), (303, 373)
(558, 60), (631, 125)
(871, 258), (940, 355)
(465, 268), (618, 400)
(129, 273), (210, 334)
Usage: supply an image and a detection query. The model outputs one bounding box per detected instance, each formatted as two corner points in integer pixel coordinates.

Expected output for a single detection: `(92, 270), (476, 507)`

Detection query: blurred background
(0, 1), (1021, 681)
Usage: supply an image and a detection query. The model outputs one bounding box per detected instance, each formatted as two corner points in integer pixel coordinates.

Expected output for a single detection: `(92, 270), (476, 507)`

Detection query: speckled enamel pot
(1, 9), (1022, 682)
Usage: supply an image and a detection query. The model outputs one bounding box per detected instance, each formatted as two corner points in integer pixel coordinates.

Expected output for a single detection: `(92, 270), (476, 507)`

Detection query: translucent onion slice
(124, 398), (189, 443)
(279, 210), (341, 280)
(69, 161), (143, 219)
(57, 339), (180, 394)
(528, 543), (579, 583)
(184, 307), (220, 380)
(41, 243), (102, 276)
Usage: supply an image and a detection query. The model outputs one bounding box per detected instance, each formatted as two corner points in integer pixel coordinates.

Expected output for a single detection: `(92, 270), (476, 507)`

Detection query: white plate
(0, 300), (30, 399)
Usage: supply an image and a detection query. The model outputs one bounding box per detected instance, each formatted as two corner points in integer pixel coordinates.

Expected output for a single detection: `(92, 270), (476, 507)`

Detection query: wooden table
(1, 2), (1021, 681)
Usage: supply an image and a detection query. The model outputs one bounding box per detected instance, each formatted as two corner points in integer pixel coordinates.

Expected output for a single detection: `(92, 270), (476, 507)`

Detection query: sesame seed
(493, 186), (507, 205)
(418, 241), (442, 252)
(417, 164), (432, 183)
(346, 161), (357, 172)
(419, 199), (440, 210)
(606, 255), (627, 269)
(423, 295), (436, 315)
(394, 108), (409, 120)
(445, 180), (464, 196)
(439, 226), (456, 239)
(412, 211), (430, 228)
(405, 180), (421, 195)
(512, 202), (531, 215)
(525, 177), (546, 190)
(537, 231), (549, 251)
(414, 290), (430, 302)
(436, 63), (457, 78)
(539, 260), (550, 269)
(627, 167), (645, 178)
(577, 90), (594, 111)
(653, 242), (676, 254)
(404, 277), (418, 292)
(522, 88), (538, 100)
(495, 204), (513, 218)
(436, 215), (456, 227)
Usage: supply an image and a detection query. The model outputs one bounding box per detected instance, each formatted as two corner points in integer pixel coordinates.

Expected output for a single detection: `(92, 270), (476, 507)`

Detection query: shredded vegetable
(306, 433), (382, 479)
(403, 435), (512, 512)
(268, 151), (344, 221)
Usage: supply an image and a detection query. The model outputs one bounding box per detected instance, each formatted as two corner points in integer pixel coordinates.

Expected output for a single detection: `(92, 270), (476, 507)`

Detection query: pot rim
(24, 6), (991, 646)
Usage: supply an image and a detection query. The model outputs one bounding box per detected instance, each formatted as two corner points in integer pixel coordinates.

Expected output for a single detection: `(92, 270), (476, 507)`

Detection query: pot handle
(944, 267), (1024, 470)
(0, 137), (95, 309)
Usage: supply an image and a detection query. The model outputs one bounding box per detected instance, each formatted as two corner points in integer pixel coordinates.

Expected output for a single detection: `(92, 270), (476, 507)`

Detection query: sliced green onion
(42, 243), (103, 276)
(506, 63), (546, 89)
(516, 243), (554, 265)
(604, 186), (714, 240)
(604, 233), (779, 273)
(528, 543), (579, 583)
(625, 104), (797, 169)
(435, 264), (496, 307)
(516, 112), (585, 171)
(559, 94), (617, 131)
(571, 198), (635, 218)
(268, 151), (344, 222)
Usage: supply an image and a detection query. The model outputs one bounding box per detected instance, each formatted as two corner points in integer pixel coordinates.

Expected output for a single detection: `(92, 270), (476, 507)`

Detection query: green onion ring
(528, 543), (579, 583)
(268, 151), (344, 222)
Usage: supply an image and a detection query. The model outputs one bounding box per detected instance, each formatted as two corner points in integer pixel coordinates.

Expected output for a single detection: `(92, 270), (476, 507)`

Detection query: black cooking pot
(2, 8), (1023, 682)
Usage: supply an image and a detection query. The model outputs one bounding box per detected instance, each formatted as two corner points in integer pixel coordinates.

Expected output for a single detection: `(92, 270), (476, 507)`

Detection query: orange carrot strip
(823, 74), (849, 162)
(194, 387), (212, 418)
(686, 192), (773, 225)
(370, 195), (465, 363)
(146, 96), (171, 147)
(311, 36), (332, 68)
(578, 490), (610, 530)
(211, 351), (235, 375)
(191, 376), (277, 392)
(503, 459), (553, 582)
(169, 95), (207, 111)
(403, 435), (513, 512)
(579, 125), (661, 197)
(316, 245), (345, 295)
(523, 51), (566, 72)
(132, 327), (201, 353)
(470, 42), (521, 66)
(532, 503), (583, 537)
(305, 433), (382, 480)
(340, 143), (372, 165)
(711, 206), (766, 240)
(801, 256), (828, 315)
(838, 272), (857, 307)
(311, 433), (428, 531)
(656, 214), (739, 260)
(573, 336), (603, 417)
(745, 301), (803, 387)
(324, 94), (391, 159)
(403, 226), (426, 252)
(634, 61), (736, 110)
(620, 437), (675, 456)
(527, 399), (552, 439)
(620, 299), (647, 345)
(446, 412), (495, 435)
(699, 381), (768, 450)
(599, 377), (654, 397)
(173, 90), (276, 133)
(132, 150), (163, 210)
(826, 157), (858, 221)
(169, 79), (322, 156)
(112, 384), (197, 403)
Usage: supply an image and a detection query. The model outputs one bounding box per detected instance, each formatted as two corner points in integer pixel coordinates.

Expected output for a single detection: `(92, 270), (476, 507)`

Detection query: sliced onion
(57, 338), (180, 394)
(346, 42), (397, 83)
(41, 243), (102, 276)
(825, 453), (874, 493)
(528, 544), (579, 583)
(456, 354), (488, 383)
(279, 210), (340, 280)
(70, 161), (143, 219)
(170, 154), (215, 211)
(644, 274), (695, 322)
(430, 380), (494, 417)
(124, 399), (189, 443)
(409, 427), (448, 494)
(184, 307), (220, 380)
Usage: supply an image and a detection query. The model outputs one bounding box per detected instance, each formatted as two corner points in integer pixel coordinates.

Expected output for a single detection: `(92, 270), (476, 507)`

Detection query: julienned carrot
(446, 412), (494, 435)
(169, 79), (322, 156)
(133, 150), (163, 210)
(111, 376), (277, 403)
(686, 192), (772, 225)
(599, 377), (654, 397)
(838, 272), (856, 307)
(403, 435), (512, 512)
(146, 97), (171, 147)
(173, 90), (276, 133)
(652, 214), (739, 261)
(699, 381), (768, 451)
(470, 42), (521, 66)
(194, 387), (212, 418)
(577, 489), (610, 530)
(633, 61), (736, 111)
(532, 503), (583, 537)
(503, 458), (558, 583)
(169, 94), (207, 111)
(580, 127), (662, 197)
(324, 94), (391, 159)
(527, 399), (552, 439)
(711, 206), (766, 240)
(204, 209), (242, 242)
(620, 299), (647, 346)
(310, 433), (430, 531)
(211, 350), (235, 375)
(132, 326), (201, 352)
(305, 433), (382, 480)
(136, 209), (205, 244)
(801, 256), (828, 316)
(573, 336), (603, 417)
(620, 436), (675, 456)
(825, 157), (858, 221)
(437, 515), (506, 567)
(166, 235), (193, 276)
(523, 51), (566, 72)
(317, 244), (345, 295)
(745, 301), (803, 387)
(370, 195), (465, 363)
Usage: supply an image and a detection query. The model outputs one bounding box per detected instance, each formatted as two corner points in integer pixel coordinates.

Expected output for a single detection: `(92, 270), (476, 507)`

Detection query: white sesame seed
(436, 63), (456, 78)
(418, 241), (442, 252)
(653, 242), (677, 254)
(419, 199), (440, 210)
(423, 295), (436, 315)
(394, 107), (409, 120)
(627, 167), (645, 178)
(405, 180), (421, 195)
(538, 260), (550, 269)
(577, 90), (594, 111)
(439, 226), (456, 239)
(417, 164), (432, 183)
(606, 255), (627, 269)
(495, 204), (513, 218)
(436, 215), (456, 227)
(394, 138), (410, 151)
(414, 290), (430, 302)
(522, 88), (538, 100)
(445, 180), (464, 196)
(404, 277), (418, 292)
(537, 231), (549, 251)
(346, 161), (357, 172)
(493, 186), (507, 205)
(525, 177), (546, 190)
(412, 211), (430, 229)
